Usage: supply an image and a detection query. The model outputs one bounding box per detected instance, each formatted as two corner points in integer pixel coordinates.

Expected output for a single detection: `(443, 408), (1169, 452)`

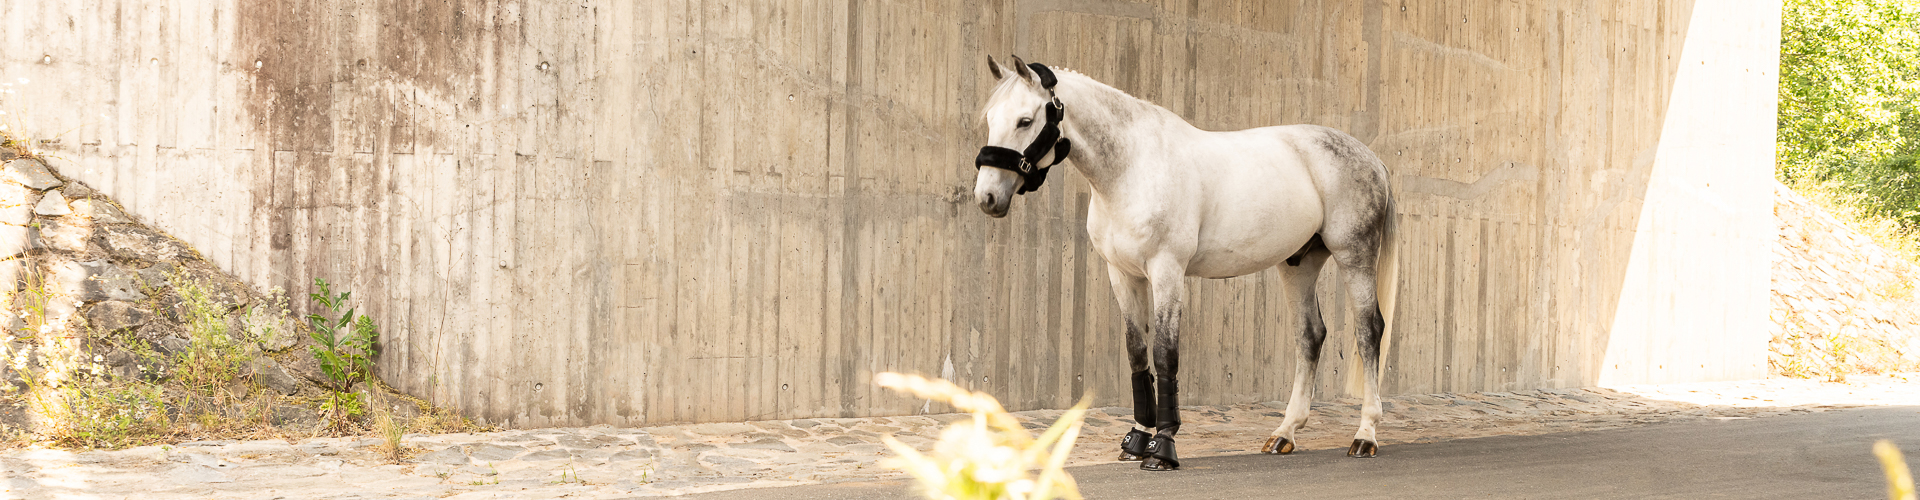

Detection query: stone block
(271, 405), (319, 430)
(33, 189), (70, 216)
(419, 446), (471, 465)
(0, 182), (29, 224)
(2, 159), (63, 191)
(58, 182), (92, 199)
(49, 260), (147, 303)
(28, 220), (90, 253)
(179, 263), (250, 310)
(93, 225), (191, 262)
(245, 356), (301, 395)
(469, 444), (526, 462)
(138, 262), (178, 289)
(70, 199), (133, 224)
(85, 301), (153, 333)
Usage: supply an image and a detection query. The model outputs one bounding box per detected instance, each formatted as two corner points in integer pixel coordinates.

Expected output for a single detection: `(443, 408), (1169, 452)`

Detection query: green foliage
(1818, 153), (1920, 232)
(307, 278), (380, 427)
(42, 381), (168, 449)
(1779, 0), (1920, 179)
(1781, 0), (1920, 256)
(306, 279), (378, 392)
(172, 272), (247, 393)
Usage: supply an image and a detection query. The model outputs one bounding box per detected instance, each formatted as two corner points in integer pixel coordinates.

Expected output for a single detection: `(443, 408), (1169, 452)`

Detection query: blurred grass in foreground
(1880, 440), (1917, 500)
(876, 372), (1088, 500)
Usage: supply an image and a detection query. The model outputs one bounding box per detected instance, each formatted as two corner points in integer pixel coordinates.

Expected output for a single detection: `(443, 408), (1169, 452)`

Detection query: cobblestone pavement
(4, 374), (1916, 499)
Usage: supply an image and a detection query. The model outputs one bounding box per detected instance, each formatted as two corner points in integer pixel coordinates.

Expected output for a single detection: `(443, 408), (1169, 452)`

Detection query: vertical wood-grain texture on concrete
(0, 0), (1776, 426)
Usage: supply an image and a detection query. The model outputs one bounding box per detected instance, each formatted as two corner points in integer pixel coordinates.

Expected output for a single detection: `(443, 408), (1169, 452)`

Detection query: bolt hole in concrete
(781, 384), (789, 390)
(535, 383), (544, 392)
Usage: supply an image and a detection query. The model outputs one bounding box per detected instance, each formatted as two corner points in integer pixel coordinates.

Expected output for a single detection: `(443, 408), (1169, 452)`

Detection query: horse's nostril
(986, 193), (997, 206)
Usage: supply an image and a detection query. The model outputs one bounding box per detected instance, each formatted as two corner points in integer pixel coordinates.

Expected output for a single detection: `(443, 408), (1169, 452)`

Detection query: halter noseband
(976, 62), (1073, 195)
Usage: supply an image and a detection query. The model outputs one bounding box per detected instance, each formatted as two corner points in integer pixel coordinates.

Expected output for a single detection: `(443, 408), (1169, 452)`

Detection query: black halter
(976, 63), (1073, 195)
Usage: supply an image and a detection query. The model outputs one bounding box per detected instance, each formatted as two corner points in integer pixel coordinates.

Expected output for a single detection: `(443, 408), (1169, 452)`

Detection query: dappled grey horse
(971, 56), (1399, 471)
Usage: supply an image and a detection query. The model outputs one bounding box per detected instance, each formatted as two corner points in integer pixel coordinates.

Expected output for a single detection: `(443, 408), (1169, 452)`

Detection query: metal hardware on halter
(975, 62), (1073, 195)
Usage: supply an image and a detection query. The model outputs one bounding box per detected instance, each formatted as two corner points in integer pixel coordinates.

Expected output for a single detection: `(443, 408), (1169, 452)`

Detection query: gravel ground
(3, 373), (1916, 499)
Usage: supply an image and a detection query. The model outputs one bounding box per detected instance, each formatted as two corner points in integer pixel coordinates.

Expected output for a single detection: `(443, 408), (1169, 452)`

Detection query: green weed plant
(307, 278), (379, 428)
(171, 272), (247, 393)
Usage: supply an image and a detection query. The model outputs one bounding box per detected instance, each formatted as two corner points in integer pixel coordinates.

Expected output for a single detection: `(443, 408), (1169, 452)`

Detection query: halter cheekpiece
(976, 62), (1073, 195)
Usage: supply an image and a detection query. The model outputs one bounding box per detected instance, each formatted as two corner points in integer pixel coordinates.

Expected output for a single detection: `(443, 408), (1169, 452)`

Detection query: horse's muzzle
(978, 191), (1010, 218)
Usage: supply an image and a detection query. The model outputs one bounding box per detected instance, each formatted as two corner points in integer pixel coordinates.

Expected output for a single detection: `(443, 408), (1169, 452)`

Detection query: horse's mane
(981, 64), (1146, 122)
(1048, 66), (1144, 102)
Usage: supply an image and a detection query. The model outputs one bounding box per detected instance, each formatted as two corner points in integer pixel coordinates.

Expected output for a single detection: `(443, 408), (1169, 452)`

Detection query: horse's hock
(0, 1), (1780, 426)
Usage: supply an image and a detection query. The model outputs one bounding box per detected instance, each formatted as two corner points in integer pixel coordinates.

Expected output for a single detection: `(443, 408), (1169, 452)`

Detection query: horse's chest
(1084, 205), (1160, 278)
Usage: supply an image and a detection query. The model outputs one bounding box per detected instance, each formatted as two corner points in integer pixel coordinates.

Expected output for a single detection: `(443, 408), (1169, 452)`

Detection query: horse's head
(974, 55), (1071, 218)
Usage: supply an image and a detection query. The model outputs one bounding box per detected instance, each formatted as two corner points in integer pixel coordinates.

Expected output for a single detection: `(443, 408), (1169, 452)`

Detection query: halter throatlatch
(976, 62), (1073, 195)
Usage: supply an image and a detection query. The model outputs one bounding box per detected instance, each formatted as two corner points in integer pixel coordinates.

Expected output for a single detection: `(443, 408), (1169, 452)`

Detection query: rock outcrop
(0, 156), (431, 440)
(1771, 182), (1920, 378)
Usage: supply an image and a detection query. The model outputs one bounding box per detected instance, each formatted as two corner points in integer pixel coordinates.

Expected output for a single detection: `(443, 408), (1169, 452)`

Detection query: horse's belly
(1186, 193), (1323, 278)
(1185, 230), (1313, 278)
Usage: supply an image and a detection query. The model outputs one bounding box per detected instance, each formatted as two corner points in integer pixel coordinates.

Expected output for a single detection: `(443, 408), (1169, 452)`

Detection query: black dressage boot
(1120, 370), (1157, 461)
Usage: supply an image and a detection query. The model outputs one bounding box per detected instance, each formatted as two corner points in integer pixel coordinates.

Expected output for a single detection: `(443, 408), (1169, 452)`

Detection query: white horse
(972, 56), (1399, 471)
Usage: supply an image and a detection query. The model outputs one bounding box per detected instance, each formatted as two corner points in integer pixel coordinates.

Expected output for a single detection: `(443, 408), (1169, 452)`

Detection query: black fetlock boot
(1140, 435), (1179, 471)
(1118, 428), (1152, 461)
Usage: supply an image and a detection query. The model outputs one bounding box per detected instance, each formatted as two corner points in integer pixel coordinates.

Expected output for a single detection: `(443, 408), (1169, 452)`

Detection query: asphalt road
(688, 406), (1920, 499)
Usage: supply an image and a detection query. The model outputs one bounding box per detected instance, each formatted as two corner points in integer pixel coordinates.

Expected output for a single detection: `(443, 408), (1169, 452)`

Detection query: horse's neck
(1053, 74), (1187, 195)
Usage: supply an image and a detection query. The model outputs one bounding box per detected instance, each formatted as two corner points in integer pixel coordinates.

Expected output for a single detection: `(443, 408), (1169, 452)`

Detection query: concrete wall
(0, 0), (1777, 426)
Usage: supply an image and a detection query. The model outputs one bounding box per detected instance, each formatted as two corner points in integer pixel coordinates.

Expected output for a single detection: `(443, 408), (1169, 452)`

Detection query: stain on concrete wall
(0, 0), (1776, 426)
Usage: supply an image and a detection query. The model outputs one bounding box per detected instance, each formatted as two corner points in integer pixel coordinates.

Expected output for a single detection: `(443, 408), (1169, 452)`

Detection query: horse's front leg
(1140, 257), (1186, 472)
(1107, 265), (1156, 462)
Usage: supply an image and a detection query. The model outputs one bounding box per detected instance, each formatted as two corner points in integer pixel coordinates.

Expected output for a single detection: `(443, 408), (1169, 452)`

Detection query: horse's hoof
(1346, 439), (1378, 458)
(1118, 429), (1152, 461)
(1140, 435), (1179, 471)
(1261, 436), (1295, 455)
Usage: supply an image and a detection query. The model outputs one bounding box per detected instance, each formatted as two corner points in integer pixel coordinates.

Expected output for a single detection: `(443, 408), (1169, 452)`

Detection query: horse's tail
(1343, 158), (1399, 395)
(1373, 184), (1399, 381)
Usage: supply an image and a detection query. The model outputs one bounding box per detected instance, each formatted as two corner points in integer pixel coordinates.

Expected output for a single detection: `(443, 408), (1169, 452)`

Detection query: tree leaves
(1779, 0), (1920, 181)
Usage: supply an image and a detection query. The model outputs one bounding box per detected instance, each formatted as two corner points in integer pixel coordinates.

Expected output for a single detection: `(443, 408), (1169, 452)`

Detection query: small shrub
(41, 380), (167, 449)
(307, 278), (380, 430)
(171, 272), (247, 393)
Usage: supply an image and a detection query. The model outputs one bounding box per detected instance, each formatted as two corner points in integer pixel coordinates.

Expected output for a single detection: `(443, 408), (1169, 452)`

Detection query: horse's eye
(1017, 117), (1034, 128)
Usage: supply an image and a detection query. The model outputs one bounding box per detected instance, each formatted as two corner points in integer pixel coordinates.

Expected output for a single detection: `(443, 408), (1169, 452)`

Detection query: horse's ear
(987, 55), (1003, 80)
(1011, 55), (1034, 81)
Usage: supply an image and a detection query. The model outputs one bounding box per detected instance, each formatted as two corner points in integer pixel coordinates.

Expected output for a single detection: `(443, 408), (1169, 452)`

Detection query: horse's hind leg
(1107, 265), (1156, 462)
(1340, 263), (1386, 458)
(1262, 249), (1329, 455)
